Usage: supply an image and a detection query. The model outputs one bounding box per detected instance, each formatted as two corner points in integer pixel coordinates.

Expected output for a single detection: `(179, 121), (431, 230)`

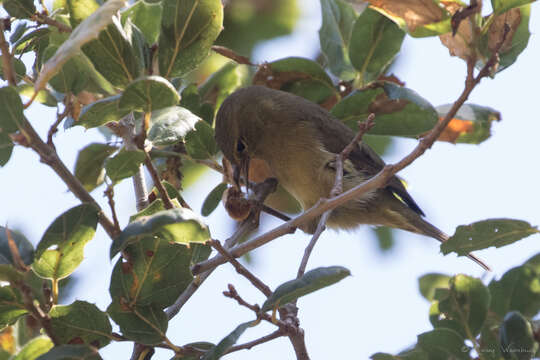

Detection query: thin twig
(47, 100), (72, 148)
(109, 117), (150, 211)
(32, 13), (72, 33)
(211, 45), (254, 65)
(144, 152), (174, 209)
(16, 280), (60, 345)
(4, 227), (29, 272)
(192, 28), (509, 276)
(223, 284), (291, 330)
(296, 211), (331, 278)
(22, 119), (120, 239)
(225, 330), (284, 355)
(297, 114), (375, 278)
(210, 240), (272, 297)
(104, 185), (121, 233)
(0, 21), (17, 86)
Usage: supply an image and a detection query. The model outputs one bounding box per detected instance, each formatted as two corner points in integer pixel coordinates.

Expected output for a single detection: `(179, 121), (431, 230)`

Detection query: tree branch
(0, 20), (17, 86)
(32, 12), (72, 33)
(225, 330), (284, 355)
(210, 239), (272, 297)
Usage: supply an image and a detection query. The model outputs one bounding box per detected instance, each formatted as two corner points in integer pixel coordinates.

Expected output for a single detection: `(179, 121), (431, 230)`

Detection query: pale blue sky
(1, 1), (539, 359)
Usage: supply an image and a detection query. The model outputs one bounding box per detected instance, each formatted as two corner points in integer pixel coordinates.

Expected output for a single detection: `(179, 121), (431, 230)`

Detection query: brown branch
(4, 227), (30, 272)
(47, 100), (72, 148)
(32, 13), (72, 33)
(16, 280), (60, 345)
(211, 45), (254, 65)
(210, 239), (272, 297)
(0, 20), (17, 86)
(143, 152), (174, 210)
(225, 330), (284, 355)
(104, 185), (121, 233)
(21, 120), (120, 239)
(192, 28), (509, 276)
(222, 284), (291, 330)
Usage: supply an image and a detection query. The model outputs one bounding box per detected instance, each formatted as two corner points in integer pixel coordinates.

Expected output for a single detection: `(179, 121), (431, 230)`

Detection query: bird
(214, 85), (489, 271)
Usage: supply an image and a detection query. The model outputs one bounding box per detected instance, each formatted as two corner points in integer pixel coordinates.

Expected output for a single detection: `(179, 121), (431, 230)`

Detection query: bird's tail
(413, 216), (491, 271)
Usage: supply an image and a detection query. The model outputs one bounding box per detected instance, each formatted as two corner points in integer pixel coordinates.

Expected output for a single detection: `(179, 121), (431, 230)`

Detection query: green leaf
(0, 265), (23, 283)
(3, 0), (35, 18)
(201, 321), (256, 360)
(35, 0), (127, 92)
(201, 183), (227, 217)
(109, 237), (194, 309)
(129, 200), (166, 223)
(105, 149), (146, 183)
(418, 273), (450, 302)
(499, 311), (538, 359)
(147, 106), (200, 146)
(417, 328), (469, 360)
(67, 0), (100, 28)
(76, 95), (128, 129)
(318, 0), (357, 80)
(0, 56), (26, 82)
(441, 219), (539, 256)
(158, 0), (224, 78)
(437, 274), (490, 336)
(491, 0), (536, 14)
(33, 204), (99, 280)
(74, 143), (118, 192)
(331, 82), (439, 137)
(371, 226), (394, 252)
(13, 28), (50, 56)
(12, 336), (54, 360)
(261, 266), (350, 311)
(184, 120), (218, 159)
(121, 0), (163, 44)
(110, 207), (210, 258)
(0, 286), (28, 328)
(107, 300), (167, 345)
(480, 323), (504, 360)
(198, 62), (249, 111)
(10, 22), (29, 44)
(0, 132), (13, 167)
(479, 5), (531, 72)
(0, 86), (25, 133)
(489, 263), (540, 318)
(17, 84), (57, 108)
(180, 83), (214, 124)
(0, 227), (34, 266)
(49, 301), (112, 348)
(81, 16), (141, 89)
(119, 76), (180, 113)
(35, 344), (101, 360)
(42, 45), (89, 94)
(436, 103), (501, 144)
(349, 8), (405, 84)
(252, 57), (338, 107)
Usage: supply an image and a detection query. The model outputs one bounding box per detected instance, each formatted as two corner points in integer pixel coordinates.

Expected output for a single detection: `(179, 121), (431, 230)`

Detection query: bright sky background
(1, 1), (539, 359)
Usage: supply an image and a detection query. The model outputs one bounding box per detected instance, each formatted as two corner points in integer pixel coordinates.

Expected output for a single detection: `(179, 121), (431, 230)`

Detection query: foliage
(0, 0), (538, 359)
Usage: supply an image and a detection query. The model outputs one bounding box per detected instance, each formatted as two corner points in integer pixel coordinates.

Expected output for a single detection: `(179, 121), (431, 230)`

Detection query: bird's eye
(236, 138), (246, 153)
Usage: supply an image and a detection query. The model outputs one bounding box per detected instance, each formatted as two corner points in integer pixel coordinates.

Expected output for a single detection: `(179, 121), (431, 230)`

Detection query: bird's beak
(233, 155), (251, 192)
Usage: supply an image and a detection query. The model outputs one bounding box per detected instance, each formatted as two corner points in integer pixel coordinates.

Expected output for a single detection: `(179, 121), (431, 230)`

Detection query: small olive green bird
(215, 85), (489, 270)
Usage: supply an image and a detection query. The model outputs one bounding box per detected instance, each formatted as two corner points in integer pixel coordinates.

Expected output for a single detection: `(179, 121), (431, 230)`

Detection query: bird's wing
(308, 108), (425, 216)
